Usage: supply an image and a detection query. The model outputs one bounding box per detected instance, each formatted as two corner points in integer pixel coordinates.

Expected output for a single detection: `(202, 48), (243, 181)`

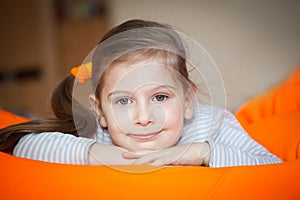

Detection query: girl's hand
(89, 143), (136, 165)
(122, 142), (210, 166)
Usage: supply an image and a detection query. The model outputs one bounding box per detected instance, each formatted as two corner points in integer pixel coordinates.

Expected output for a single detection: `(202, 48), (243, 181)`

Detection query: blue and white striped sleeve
(13, 132), (96, 164)
(207, 109), (282, 168)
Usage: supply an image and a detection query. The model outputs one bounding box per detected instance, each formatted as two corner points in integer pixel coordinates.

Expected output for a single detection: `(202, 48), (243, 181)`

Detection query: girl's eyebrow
(107, 85), (176, 98)
(153, 85), (176, 91)
(107, 90), (131, 99)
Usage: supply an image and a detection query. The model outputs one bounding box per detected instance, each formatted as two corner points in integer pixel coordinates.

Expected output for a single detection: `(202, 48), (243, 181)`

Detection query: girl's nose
(134, 102), (153, 126)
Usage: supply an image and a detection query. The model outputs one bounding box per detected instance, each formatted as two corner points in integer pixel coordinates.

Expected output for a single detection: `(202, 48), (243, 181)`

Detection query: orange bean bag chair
(1, 67), (300, 200)
(235, 66), (300, 162)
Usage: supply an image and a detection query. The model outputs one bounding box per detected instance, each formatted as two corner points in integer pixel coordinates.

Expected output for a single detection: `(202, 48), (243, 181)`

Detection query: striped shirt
(13, 103), (282, 167)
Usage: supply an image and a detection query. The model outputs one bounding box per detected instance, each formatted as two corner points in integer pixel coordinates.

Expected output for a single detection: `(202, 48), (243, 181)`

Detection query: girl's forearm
(88, 143), (135, 165)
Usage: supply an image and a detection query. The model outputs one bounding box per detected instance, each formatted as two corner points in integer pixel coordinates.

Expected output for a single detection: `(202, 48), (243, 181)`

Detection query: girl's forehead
(105, 61), (180, 92)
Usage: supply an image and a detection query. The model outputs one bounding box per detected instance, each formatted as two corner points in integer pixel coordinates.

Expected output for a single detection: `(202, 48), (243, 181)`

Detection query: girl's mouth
(127, 132), (161, 140)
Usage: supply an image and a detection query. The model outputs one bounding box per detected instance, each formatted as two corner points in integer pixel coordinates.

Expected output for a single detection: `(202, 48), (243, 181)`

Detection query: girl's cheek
(164, 104), (183, 124)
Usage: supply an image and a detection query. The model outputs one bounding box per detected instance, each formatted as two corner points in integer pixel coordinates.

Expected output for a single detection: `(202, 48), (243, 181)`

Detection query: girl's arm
(88, 142), (135, 165)
(206, 109), (282, 167)
(122, 142), (210, 166)
(13, 132), (134, 165)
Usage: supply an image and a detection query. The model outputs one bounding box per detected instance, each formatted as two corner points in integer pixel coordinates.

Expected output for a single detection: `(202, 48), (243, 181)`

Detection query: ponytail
(0, 75), (97, 153)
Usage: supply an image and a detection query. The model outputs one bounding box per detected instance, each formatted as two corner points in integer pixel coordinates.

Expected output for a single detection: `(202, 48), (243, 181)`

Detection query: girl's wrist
(199, 142), (210, 166)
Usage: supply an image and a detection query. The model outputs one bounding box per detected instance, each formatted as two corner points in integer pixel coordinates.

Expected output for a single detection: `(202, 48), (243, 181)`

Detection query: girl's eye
(116, 98), (132, 105)
(153, 94), (168, 102)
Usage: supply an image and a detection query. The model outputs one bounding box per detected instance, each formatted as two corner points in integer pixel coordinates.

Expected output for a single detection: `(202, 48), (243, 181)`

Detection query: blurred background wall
(0, 0), (299, 118)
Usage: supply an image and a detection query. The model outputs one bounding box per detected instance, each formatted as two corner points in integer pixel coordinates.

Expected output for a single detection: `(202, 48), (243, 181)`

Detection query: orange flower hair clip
(70, 62), (92, 84)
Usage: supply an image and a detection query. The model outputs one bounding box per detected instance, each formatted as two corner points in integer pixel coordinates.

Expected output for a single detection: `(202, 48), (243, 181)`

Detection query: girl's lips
(127, 132), (161, 140)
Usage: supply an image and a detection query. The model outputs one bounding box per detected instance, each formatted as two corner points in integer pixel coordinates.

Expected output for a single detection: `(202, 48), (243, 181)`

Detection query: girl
(0, 19), (281, 167)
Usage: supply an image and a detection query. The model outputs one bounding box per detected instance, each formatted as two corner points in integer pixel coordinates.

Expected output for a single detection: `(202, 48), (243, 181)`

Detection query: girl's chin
(127, 142), (172, 152)
(114, 136), (179, 151)
(126, 136), (179, 151)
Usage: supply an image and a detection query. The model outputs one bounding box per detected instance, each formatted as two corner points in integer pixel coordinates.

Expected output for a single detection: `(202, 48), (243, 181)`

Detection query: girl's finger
(132, 151), (169, 165)
(122, 149), (155, 158)
(132, 154), (158, 164)
(151, 157), (170, 166)
(122, 152), (140, 159)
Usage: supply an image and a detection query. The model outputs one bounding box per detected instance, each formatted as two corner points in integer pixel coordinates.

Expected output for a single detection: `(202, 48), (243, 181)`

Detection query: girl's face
(94, 59), (194, 151)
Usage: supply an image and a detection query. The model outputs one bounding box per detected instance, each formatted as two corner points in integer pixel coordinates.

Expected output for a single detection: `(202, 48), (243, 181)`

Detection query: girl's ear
(184, 88), (196, 120)
(89, 94), (108, 128)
